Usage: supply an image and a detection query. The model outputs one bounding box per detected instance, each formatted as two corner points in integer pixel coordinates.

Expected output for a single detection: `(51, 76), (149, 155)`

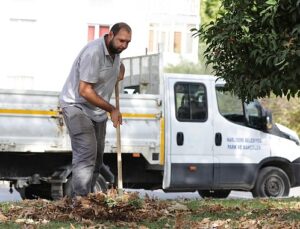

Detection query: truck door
(163, 76), (214, 190)
(212, 87), (270, 189)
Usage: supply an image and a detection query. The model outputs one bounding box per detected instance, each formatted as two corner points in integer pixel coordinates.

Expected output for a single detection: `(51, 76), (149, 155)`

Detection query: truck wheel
(252, 166), (290, 198)
(63, 174), (108, 197)
(16, 183), (52, 200)
(198, 190), (231, 199)
(15, 187), (26, 199)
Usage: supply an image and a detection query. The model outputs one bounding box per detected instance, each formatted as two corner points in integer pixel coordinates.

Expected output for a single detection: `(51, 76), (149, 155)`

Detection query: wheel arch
(256, 157), (294, 186)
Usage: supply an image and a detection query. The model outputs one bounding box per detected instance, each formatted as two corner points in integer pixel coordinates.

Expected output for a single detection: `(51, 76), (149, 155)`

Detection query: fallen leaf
(0, 212), (8, 222)
(167, 202), (188, 212)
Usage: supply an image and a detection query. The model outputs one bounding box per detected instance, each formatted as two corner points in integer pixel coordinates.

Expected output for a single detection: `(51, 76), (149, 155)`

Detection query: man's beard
(108, 40), (122, 54)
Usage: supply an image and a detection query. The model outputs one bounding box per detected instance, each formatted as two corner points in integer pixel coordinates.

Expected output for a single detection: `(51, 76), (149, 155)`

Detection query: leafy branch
(194, 0), (300, 101)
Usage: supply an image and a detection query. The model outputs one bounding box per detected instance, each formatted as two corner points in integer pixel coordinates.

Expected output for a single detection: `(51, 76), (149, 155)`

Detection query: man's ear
(108, 31), (114, 39)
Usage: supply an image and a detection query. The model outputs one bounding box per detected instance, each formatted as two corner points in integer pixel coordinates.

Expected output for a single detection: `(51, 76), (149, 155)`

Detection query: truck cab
(162, 73), (300, 198)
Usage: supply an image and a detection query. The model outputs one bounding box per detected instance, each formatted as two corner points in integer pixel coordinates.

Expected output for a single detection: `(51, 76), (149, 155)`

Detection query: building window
(174, 32), (181, 53)
(88, 25), (95, 42)
(99, 25), (109, 37)
(88, 24), (109, 41)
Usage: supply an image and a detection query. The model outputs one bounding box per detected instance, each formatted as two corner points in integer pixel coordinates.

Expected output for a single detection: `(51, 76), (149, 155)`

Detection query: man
(59, 22), (132, 197)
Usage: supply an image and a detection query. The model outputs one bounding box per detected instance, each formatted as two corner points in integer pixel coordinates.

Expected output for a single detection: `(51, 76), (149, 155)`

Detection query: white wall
(0, 0), (199, 91)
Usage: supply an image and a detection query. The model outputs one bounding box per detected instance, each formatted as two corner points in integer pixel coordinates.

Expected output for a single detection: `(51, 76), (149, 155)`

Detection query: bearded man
(59, 22), (131, 197)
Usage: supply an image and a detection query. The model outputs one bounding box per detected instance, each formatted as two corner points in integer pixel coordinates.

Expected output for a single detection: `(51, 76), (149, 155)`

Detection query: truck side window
(216, 87), (264, 128)
(216, 87), (246, 124)
(175, 82), (207, 122)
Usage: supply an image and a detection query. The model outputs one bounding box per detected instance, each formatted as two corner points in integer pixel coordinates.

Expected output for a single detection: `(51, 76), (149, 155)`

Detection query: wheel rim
(93, 182), (103, 192)
(264, 175), (284, 197)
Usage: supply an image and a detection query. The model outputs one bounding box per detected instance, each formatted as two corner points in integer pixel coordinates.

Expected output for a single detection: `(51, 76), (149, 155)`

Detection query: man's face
(108, 29), (131, 54)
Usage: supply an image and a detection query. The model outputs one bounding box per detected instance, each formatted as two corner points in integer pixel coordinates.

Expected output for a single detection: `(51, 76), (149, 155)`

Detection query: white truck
(1, 56), (300, 200)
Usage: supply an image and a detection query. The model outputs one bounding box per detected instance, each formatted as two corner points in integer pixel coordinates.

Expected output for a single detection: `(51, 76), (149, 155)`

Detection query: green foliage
(105, 196), (118, 208)
(0, 202), (12, 214)
(128, 197), (144, 209)
(194, 0), (300, 101)
(200, 0), (222, 24)
(104, 194), (144, 209)
(261, 95), (300, 135)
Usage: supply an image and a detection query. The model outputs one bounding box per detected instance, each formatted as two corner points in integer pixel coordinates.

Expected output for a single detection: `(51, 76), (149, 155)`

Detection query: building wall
(0, 0), (200, 91)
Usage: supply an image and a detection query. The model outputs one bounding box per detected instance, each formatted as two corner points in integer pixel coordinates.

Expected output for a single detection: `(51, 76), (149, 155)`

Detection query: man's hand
(110, 108), (122, 128)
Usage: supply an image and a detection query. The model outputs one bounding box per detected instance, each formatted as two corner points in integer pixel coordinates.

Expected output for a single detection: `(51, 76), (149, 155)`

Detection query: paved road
(130, 187), (300, 200)
(1, 181), (300, 202)
(0, 182), (21, 202)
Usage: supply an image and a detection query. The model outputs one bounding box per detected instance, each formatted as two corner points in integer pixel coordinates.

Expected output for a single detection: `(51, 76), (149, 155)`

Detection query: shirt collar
(101, 34), (111, 56)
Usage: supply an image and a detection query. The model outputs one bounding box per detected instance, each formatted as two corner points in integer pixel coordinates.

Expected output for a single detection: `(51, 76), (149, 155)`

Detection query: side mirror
(259, 108), (273, 131)
(245, 101), (273, 131)
(248, 107), (273, 131)
(265, 109), (273, 130)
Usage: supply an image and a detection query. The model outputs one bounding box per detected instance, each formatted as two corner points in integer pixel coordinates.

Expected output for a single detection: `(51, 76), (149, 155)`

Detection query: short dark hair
(110, 22), (131, 35)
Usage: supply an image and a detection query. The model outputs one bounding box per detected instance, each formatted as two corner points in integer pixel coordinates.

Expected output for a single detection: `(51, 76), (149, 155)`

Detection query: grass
(1, 197), (300, 228)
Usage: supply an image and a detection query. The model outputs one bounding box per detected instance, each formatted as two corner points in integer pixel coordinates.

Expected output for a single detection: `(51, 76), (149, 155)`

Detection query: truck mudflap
(292, 158), (300, 187)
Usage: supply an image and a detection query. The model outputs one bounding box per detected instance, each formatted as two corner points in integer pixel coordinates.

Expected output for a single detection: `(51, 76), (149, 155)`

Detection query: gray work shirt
(59, 35), (120, 122)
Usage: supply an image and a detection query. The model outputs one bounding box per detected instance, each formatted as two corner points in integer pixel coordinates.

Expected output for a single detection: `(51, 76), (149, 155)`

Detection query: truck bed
(0, 89), (162, 165)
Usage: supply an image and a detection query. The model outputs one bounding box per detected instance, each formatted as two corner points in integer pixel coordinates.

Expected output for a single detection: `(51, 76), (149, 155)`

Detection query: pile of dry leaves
(0, 189), (172, 225)
(1, 190), (300, 228)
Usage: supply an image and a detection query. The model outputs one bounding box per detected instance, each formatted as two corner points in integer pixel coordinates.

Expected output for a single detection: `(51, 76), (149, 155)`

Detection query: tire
(63, 174), (108, 197)
(252, 166), (290, 198)
(198, 190), (231, 199)
(15, 187), (26, 199)
(16, 183), (52, 200)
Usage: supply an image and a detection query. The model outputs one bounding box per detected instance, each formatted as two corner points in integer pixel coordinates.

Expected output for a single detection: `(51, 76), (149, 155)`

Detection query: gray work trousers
(62, 106), (107, 197)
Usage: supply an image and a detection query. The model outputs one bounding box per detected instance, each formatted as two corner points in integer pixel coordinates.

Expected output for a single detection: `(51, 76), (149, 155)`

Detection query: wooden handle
(115, 82), (123, 195)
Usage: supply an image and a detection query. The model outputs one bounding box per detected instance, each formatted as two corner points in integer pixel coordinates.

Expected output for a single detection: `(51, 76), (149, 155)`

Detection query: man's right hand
(110, 108), (122, 128)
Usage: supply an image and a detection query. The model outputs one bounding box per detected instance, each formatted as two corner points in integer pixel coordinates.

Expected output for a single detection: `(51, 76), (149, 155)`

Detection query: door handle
(215, 132), (222, 146)
(177, 132), (184, 146)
